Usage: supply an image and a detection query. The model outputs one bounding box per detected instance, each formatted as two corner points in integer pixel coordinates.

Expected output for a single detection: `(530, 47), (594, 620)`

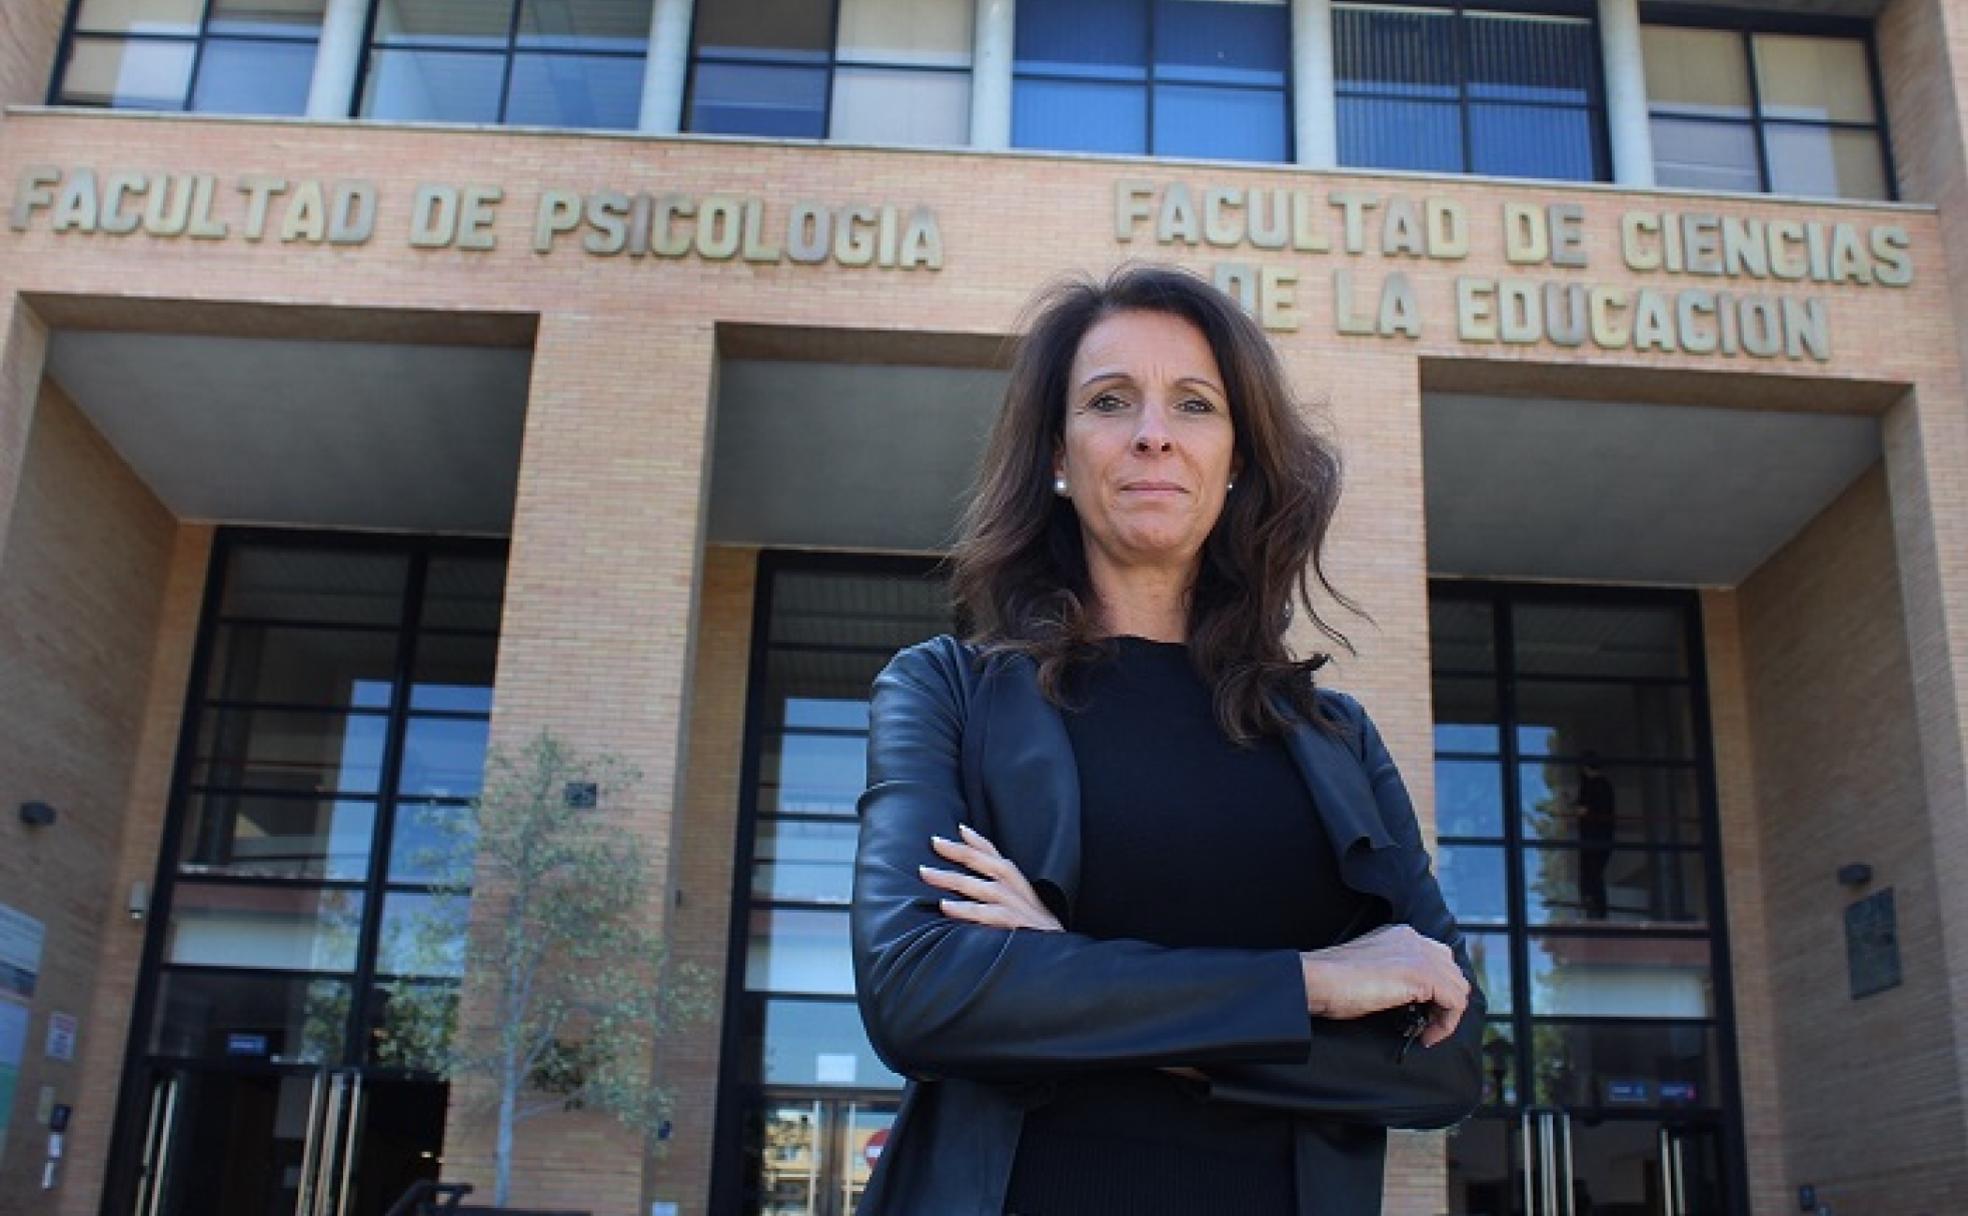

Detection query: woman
(850, 265), (1484, 1216)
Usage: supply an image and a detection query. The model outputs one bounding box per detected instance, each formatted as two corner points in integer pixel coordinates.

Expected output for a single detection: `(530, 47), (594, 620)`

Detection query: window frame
(1638, 4), (1897, 201)
(1009, 0), (1297, 162)
(680, 0), (977, 145)
(350, 0), (655, 128)
(47, 0), (325, 113)
(1331, 0), (1611, 183)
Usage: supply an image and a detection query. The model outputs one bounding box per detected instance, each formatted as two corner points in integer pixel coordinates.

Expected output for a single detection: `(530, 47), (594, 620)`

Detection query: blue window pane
(518, 0), (653, 52)
(1013, 77), (1147, 153)
(1014, 0), (1148, 78)
(1154, 0), (1288, 87)
(1338, 96), (1461, 171)
(360, 48), (506, 123)
(1152, 83), (1286, 161)
(190, 38), (318, 115)
(687, 61), (827, 136)
(1470, 102), (1599, 180)
(505, 51), (644, 128)
(1466, 14), (1596, 105)
(1335, 6), (1455, 100)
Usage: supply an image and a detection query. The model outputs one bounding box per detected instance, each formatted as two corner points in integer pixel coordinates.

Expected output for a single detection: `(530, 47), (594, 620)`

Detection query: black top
(1001, 636), (1372, 1216)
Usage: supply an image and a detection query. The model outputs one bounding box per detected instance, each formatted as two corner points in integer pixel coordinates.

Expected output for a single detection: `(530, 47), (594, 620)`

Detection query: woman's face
(1053, 309), (1242, 577)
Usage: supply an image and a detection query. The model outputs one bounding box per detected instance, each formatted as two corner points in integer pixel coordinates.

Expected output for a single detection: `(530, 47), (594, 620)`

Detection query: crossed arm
(849, 646), (1485, 1129)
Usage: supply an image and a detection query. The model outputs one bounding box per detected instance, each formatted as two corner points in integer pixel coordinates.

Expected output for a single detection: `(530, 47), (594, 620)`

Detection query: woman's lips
(1121, 483), (1186, 494)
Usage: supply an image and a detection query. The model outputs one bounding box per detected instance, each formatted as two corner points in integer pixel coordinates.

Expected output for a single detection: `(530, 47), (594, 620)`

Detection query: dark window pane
(165, 882), (364, 972)
(410, 632), (496, 712)
(1651, 116), (1762, 193)
(1764, 123), (1890, 201)
(1436, 758), (1504, 838)
(1015, 0), (1148, 77)
(377, 891), (468, 978)
(1433, 675), (1500, 753)
(397, 716), (489, 798)
(152, 971), (349, 1062)
(190, 38), (318, 114)
(760, 728), (866, 817)
(58, 36), (196, 108)
(1526, 933), (1713, 1018)
(1337, 96), (1461, 172)
(1514, 679), (1696, 761)
(1520, 761), (1703, 846)
(1334, 5), (1456, 99)
(517, 0), (653, 51)
(75, 0), (205, 35)
(691, 0), (832, 56)
(753, 818), (858, 904)
(746, 908), (853, 995)
(1526, 845), (1708, 927)
(1480, 1022), (1517, 1106)
(1465, 14), (1595, 105)
(1152, 82), (1286, 161)
(1469, 102), (1598, 180)
(1466, 929), (1513, 1015)
(360, 48), (507, 122)
(1447, 1116), (1515, 1207)
(765, 568), (953, 649)
(191, 707), (390, 793)
(420, 555), (508, 630)
(178, 793), (376, 881)
(373, 0), (517, 44)
(505, 50), (645, 128)
(687, 61), (828, 137)
(207, 0), (327, 37)
(741, 997), (905, 1088)
(1153, 0), (1287, 87)
(1431, 597), (1495, 673)
(1529, 1021), (1720, 1108)
(1013, 77), (1147, 152)
(369, 981), (459, 1069)
(1438, 843), (1508, 926)
(205, 623), (398, 709)
(219, 547), (408, 625)
(388, 800), (477, 885)
(1513, 601), (1690, 681)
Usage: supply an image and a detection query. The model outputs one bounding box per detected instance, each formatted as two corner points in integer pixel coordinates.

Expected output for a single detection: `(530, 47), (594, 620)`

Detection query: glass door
(747, 1093), (902, 1216)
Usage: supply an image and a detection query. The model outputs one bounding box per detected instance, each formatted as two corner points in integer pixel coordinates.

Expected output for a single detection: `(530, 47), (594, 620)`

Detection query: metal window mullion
(1739, 28), (1774, 192)
(1143, 0), (1157, 154)
(495, 0), (524, 124)
(1494, 591), (1537, 1110)
(822, 0), (844, 139)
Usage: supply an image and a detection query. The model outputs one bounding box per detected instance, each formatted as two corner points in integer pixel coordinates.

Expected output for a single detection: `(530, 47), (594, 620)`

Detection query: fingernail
(958, 823), (976, 836)
(930, 835), (951, 848)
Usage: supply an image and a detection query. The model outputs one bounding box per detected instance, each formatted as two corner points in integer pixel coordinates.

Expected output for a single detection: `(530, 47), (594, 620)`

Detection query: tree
(374, 729), (713, 1208)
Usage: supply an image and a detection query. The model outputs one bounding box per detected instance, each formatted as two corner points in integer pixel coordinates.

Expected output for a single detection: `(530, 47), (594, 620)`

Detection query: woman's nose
(1133, 406), (1173, 451)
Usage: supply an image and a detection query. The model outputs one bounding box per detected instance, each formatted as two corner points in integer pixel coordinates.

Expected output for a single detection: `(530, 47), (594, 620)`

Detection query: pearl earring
(1055, 476), (1068, 495)
(1227, 480), (1236, 490)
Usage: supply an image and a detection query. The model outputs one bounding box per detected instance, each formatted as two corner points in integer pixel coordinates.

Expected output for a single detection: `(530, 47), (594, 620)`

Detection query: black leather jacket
(850, 634), (1486, 1216)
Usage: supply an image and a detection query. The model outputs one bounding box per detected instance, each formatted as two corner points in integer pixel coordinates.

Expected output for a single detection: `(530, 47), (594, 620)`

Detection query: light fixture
(18, 801), (56, 827)
(1836, 863), (1873, 888)
(127, 881), (149, 922)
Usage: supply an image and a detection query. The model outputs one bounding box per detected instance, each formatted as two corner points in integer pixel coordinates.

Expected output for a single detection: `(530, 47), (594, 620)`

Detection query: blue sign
(1604, 1078), (1654, 1105)
(225, 1033), (270, 1057)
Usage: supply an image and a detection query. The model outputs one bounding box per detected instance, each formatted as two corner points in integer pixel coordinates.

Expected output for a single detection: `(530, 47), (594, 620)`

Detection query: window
(52, 0), (324, 114)
(1012, 0), (1289, 162)
(1643, 23), (1891, 200)
(359, 0), (651, 129)
(686, 0), (972, 146)
(1334, 2), (1605, 182)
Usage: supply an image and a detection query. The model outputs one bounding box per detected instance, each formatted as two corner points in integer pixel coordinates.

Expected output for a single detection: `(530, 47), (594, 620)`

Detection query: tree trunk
(497, 1046), (518, 1207)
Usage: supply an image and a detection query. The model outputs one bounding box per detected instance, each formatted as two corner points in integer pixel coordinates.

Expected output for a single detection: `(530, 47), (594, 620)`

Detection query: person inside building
(1573, 749), (1618, 919)
(849, 264), (1486, 1216)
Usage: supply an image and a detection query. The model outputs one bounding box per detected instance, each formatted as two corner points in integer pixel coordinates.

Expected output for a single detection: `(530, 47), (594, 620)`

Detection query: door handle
(310, 1074), (348, 1216)
(295, 1072), (329, 1216)
(1553, 1110), (1575, 1216)
(335, 1073), (364, 1216)
(137, 1074), (179, 1216)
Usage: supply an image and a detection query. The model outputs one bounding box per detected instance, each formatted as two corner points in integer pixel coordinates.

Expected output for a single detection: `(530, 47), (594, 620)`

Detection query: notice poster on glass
(0, 998), (28, 1164)
(0, 904), (44, 1000)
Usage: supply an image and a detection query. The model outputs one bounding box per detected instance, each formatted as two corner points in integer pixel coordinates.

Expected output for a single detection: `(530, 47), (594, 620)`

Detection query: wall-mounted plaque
(1845, 888), (1901, 999)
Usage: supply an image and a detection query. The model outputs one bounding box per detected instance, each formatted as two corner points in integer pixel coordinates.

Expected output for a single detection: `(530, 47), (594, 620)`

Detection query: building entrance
(106, 531), (507, 1216)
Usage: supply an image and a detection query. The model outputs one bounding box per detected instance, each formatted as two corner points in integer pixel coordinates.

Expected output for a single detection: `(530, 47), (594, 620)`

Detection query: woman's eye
(1179, 397), (1215, 413)
(1088, 393), (1128, 412)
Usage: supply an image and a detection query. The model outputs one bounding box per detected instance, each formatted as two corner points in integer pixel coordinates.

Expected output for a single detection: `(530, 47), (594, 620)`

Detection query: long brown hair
(947, 263), (1370, 745)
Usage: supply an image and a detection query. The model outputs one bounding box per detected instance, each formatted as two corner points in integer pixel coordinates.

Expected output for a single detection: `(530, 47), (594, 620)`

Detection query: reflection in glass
(361, 48), (507, 122)
(410, 632), (497, 712)
(761, 730), (868, 817)
(178, 793), (376, 880)
(756, 1100), (824, 1216)
(1012, 77), (1148, 154)
(688, 61), (829, 138)
(1446, 1117), (1513, 1214)
(151, 971), (349, 1062)
(388, 800), (478, 885)
(747, 998), (903, 1089)
(1565, 1118), (1726, 1213)
(1511, 601), (1688, 680)
(753, 819), (859, 905)
(374, 0), (516, 42)
(1152, 83), (1288, 162)
(784, 697), (870, 731)
(398, 716), (490, 798)
(843, 1101), (901, 1212)
(166, 883), (364, 972)
(58, 37), (197, 107)
(205, 623), (398, 708)
(1465, 931), (1513, 1016)
(1518, 761), (1703, 846)
(1437, 844), (1508, 926)
(1526, 934), (1712, 1018)
(1433, 676), (1500, 753)
(189, 38), (317, 114)
(1525, 847), (1707, 926)
(1512, 679), (1695, 761)
(1479, 1021), (1516, 1107)
(747, 908), (854, 995)
(192, 707), (388, 793)
(369, 980), (459, 1070)
(506, 51), (645, 128)
(1529, 1021), (1718, 1109)
(1435, 759), (1503, 838)
(378, 892), (469, 978)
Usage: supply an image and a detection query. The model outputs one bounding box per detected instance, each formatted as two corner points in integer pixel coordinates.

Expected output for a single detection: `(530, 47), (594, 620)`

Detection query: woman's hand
(1299, 924), (1470, 1048)
(919, 824), (1063, 932)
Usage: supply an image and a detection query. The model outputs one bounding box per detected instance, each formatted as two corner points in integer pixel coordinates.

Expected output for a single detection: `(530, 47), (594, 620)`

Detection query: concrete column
(1291, 0), (1336, 169)
(1598, 0), (1656, 186)
(639, 0), (695, 133)
(970, 0), (1015, 149)
(304, 0), (368, 118)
